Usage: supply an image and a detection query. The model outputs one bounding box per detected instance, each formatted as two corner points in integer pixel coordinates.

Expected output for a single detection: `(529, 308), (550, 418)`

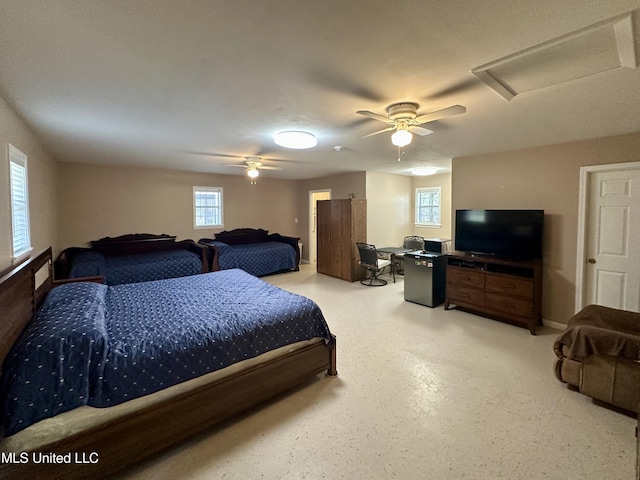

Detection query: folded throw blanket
(553, 304), (640, 360)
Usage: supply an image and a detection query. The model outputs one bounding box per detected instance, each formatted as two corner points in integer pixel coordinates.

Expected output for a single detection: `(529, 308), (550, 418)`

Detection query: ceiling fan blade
(221, 164), (247, 168)
(409, 125), (434, 136)
(357, 126), (395, 139)
(356, 110), (392, 124)
(186, 151), (244, 159)
(415, 105), (466, 124)
(259, 166), (283, 171)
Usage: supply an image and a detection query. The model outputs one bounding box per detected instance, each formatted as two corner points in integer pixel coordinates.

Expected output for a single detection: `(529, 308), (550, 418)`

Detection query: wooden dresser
(444, 252), (542, 334)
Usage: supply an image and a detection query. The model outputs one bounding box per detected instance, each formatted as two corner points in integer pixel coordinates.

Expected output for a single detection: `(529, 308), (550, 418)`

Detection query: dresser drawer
(447, 266), (485, 288)
(485, 274), (533, 299)
(485, 292), (533, 317)
(447, 284), (484, 306)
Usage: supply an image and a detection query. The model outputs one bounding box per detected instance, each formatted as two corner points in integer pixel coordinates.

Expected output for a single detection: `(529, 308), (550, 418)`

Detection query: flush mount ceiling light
(411, 167), (438, 176)
(273, 131), (317, 149)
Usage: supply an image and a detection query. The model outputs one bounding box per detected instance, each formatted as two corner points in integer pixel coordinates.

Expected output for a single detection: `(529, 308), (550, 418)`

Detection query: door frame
(308, 189), (331, 265)
(575, 161), (640, 311)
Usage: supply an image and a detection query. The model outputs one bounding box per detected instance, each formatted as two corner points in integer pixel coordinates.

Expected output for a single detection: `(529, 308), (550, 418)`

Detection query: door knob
(587, 258), (597, 264)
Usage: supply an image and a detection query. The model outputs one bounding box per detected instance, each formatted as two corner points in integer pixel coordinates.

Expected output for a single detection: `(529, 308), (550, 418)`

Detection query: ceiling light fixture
(274, 131), (317, 149)
(411, 167), (438, 176)
(391, 126), (412, 147)
(247, 167), (259, 184)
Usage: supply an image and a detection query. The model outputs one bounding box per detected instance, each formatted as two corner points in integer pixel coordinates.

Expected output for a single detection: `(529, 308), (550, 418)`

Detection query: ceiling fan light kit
(273, 130), (317, 149)
(391, 128), (412, 147)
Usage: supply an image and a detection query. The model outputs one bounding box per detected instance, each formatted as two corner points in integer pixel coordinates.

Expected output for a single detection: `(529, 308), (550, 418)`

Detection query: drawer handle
(459, 292), (470, 298)
(461, 276), (471, 281)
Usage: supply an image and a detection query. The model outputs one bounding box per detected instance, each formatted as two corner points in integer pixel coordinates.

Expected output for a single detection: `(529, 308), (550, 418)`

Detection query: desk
(376, 247), (416, 281)
(377, 247), (415, 255)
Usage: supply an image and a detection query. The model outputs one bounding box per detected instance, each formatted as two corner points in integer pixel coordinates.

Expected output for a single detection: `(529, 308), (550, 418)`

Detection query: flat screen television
(454, 209), (544, 260)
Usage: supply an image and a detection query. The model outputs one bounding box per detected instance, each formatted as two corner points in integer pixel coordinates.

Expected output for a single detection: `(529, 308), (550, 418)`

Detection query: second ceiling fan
(222, 156), (282, 183)
(356, 102), (466, 147)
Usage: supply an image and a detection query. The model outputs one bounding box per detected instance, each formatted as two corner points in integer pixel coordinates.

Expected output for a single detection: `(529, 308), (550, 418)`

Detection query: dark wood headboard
(0, 248), (53, 371)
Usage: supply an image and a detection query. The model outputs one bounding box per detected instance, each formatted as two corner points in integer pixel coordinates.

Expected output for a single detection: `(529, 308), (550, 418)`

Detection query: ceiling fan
(222, 156), (282, 183)
(356, 102), (466, 147)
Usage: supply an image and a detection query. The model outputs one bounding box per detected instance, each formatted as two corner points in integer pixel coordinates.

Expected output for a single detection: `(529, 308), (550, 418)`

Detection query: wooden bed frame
(0, 248), (337, 479)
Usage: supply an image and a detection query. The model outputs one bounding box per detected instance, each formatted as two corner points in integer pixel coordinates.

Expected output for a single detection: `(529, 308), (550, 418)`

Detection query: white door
(308, 190), (331, 264)
(583, 166), (640, 311)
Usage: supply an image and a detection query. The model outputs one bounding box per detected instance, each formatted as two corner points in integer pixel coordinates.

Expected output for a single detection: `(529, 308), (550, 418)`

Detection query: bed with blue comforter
(69, 249), (203, 285)
(200, 228), (300, 277)
(1, 269), (333, 436)
(206, 240), (297, 277)
(55, 233), (207, 285)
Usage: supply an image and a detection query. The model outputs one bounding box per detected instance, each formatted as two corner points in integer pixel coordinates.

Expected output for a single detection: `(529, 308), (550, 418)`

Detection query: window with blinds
(415, 186), (441, 226)
(9, 144), (32, 258)
(193, 186), (223, 228)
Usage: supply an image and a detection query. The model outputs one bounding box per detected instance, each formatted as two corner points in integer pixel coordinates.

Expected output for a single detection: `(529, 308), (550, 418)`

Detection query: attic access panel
(472, 12), (637, 100)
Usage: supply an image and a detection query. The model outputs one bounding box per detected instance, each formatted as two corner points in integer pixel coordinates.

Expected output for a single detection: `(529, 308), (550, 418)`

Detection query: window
(415, 186), (441, 226)
(9, 144), (31, 259)
(193, 186), (223, 228)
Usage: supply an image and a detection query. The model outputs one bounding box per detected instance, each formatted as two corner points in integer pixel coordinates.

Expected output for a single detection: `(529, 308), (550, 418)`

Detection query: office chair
(392, 235), (425, 280)
(357, 242), (391, 286)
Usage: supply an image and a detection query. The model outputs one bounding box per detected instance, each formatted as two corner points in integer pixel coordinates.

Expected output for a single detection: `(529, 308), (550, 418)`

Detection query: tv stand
(444, 251), (542, 334)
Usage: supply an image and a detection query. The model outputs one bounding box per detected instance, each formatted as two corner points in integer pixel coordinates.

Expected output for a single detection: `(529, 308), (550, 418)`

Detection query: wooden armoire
(316, 198), (367, 282)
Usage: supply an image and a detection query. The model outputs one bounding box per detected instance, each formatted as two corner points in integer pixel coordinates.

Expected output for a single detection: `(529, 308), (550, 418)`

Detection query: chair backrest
(356, 242), (378, 267)
(402, 235), (424, 250)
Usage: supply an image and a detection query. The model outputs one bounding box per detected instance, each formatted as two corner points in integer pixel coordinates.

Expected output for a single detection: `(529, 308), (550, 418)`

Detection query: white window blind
(9, 144), (31, 258)
(415, 186), (441, 226)
(193, 186), (223, 228)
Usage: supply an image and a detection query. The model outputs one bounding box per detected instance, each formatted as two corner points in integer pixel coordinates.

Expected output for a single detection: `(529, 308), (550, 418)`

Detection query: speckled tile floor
(114, 266), (637, 480)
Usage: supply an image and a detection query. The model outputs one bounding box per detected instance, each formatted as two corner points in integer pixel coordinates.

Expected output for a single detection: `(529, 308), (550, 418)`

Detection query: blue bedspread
(209, 241), (296, 277)
(1, 270), (332, 436)
(69, 249), (202, 285)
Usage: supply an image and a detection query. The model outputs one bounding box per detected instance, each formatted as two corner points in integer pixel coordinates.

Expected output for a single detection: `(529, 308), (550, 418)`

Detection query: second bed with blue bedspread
(207, 240), (297, 277)
(69, 249), (203, 285)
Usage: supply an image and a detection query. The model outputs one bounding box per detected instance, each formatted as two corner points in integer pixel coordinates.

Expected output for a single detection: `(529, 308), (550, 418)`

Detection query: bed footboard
(0, 338), (336, 479)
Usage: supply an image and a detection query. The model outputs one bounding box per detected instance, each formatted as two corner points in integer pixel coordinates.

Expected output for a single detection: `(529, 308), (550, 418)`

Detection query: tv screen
(454, 209), (544, 260)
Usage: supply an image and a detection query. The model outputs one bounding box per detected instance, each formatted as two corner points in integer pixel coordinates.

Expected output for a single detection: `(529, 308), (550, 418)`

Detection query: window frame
(193, 186), (224, 229)
(8, 144), (32, 260)
(414, 186), (442, 227)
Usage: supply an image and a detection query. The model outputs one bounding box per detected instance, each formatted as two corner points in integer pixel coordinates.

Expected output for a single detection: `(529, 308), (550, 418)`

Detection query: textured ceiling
(0, 0), (639, 179)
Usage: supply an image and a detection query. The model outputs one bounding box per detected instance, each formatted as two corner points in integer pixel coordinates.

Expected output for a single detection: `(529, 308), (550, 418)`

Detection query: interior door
(316, 200), (333, 275)
(584, 167), (640, 311)
(309, 190), (331, 264)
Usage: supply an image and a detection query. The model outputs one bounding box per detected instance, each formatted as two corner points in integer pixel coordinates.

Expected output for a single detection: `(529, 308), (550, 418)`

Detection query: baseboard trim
(542, 318), (565, 331)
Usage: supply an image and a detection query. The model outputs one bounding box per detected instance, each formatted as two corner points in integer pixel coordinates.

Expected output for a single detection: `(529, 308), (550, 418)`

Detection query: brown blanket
(553, 304), (640, 360)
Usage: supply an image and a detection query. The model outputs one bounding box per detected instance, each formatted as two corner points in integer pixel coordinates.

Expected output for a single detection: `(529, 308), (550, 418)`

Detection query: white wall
(0, 95), (57, 270)
(56, 161), (300, 249)
(365, 171), (413, 248)
(411, 172), (452, 242)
